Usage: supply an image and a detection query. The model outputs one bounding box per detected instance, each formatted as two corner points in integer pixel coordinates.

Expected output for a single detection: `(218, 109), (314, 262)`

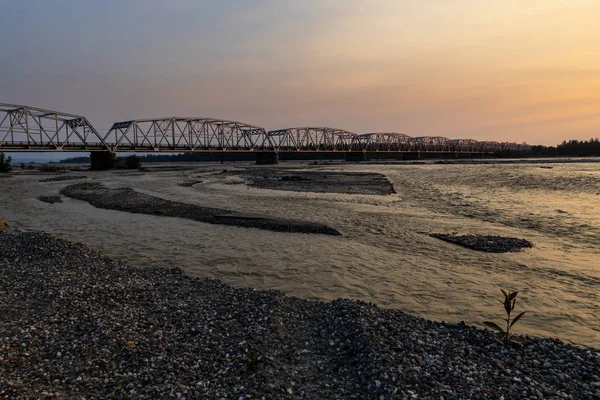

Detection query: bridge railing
(0, 141), (107, 150)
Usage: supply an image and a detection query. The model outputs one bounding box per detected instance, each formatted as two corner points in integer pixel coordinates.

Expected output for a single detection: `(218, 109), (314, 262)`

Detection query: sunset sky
(1, 0), (599, 145)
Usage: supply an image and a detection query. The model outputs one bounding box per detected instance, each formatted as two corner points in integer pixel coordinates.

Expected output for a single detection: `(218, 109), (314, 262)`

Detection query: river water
(1, 161), (599, 348)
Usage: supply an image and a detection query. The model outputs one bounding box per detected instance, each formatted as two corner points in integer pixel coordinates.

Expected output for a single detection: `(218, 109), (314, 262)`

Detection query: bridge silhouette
(1, 103), (531, 166)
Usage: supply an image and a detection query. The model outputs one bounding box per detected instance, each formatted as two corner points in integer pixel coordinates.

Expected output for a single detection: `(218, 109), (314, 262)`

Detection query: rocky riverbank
(1, 231), (599, 399)
(60, 182), (340, 236)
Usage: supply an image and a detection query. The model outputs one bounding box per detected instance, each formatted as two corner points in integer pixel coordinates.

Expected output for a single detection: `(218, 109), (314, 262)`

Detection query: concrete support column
(346, 151), (367, 162)
(90, 151), (116, 170)
(255, 151), (279, 165)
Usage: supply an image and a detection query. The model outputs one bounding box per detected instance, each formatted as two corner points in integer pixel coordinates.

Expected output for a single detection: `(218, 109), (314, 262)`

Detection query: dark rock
(37, 195), (63, 204)
(280, 175), (309, 181)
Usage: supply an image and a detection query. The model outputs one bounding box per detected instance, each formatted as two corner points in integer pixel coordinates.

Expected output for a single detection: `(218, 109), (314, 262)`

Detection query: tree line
(525, 138), (600, 158)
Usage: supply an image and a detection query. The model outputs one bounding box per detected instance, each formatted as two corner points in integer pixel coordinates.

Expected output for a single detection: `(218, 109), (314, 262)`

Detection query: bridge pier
(90, 151), (116, 170)
(346, 151), (367, 162)
(255, 151), (279, 165)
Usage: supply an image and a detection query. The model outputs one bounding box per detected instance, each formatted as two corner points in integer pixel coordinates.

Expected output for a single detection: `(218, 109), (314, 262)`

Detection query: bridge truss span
(0, 103), (107, 151)
(356, 132), (415, 151)
(481, 141), (502, 153)
(414, 136), (453, 152)
(105, 117), (268, 152)
(267, 127), (358, 151)
(0, 103), (534, 155)
(450, 138), (482, 152)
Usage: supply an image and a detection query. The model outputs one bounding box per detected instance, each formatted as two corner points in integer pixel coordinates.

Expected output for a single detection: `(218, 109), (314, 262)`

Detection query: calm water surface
(1, 161), (599, 347)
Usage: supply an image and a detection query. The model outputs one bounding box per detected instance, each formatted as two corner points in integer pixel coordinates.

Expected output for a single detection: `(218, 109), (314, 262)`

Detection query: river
(1, 160), (599, 348)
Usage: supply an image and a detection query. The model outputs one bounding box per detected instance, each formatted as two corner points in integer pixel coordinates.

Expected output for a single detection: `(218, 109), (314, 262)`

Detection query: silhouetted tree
(124, 155), (142, 169)
(556, 138), (600, 156)
(0, 152), (12, 173)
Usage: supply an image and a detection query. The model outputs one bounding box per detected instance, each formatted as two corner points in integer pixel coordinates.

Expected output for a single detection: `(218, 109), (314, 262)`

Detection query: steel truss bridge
(0, 103), (532, 154)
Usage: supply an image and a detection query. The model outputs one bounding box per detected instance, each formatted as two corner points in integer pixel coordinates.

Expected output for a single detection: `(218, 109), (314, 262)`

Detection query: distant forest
(556, 138), (600, 156)
(526, 138), (600, 158)
(59, 138), (600, 164)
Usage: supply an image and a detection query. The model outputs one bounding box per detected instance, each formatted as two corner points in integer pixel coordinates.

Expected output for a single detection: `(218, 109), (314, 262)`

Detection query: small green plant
(124, 155), (141, 169)
(0, 152), (12, 173)
(484, 289), (527, 345)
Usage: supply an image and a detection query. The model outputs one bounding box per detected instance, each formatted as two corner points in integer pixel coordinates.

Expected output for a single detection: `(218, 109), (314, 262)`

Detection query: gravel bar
(431, 234), (534, 253)
(60, 182), (340, 236)
(235, 169), (396, 195)
(1, 231), (599, 399)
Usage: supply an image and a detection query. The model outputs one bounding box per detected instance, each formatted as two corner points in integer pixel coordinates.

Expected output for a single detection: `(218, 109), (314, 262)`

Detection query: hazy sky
(1, 0), (599, 145)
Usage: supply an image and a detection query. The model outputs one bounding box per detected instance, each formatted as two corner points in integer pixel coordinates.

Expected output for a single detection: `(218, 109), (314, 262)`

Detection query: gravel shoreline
(60, 182), (340, 236)
(1, 231), (599, 399)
